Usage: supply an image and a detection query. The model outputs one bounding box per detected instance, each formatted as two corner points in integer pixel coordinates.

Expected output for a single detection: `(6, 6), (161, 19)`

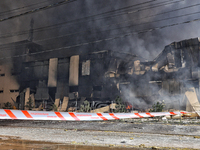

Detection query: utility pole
(28, 18), (34, 42)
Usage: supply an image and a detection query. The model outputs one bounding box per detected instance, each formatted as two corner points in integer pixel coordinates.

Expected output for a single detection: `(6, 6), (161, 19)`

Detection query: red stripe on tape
(109, 113), (119, 120)
(21, 110), (33, 119)
(55, 112), (66, 120)
(97, 113), (108, 120)
(134, 113), (144, 118)
(68, 112), (80, 121)
(170, 112), (176, 115)
(146, 113), (154, 117)
(180, 112), (187, 114)
(4, 110), (17, 119)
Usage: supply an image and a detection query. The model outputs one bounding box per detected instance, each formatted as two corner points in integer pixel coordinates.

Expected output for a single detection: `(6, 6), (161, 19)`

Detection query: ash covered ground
(0, 119), (200, 149)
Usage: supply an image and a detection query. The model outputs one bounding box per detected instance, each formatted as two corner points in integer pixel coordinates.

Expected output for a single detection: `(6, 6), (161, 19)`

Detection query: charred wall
(1, 37), (200, 111)
(0, 40), (43, 108)
(17, 49), (141, 110)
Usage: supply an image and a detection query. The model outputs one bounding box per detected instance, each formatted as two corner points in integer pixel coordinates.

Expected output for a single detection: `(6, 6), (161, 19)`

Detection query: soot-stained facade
(0, 37), (200, 111)
(119, 37), (200, 111)
(19, 49), (141, 110)
(0, 40), (43, 108)
(149, 37), (200, 110)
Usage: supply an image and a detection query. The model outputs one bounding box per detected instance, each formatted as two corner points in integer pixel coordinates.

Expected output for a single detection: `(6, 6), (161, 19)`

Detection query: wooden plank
(54, 99), (60, 108)
(90, 106), (110, 113)
(186, 100), (194, 112)
(32, 103), (42, 111)
(91, 104), (116, 113)
(60, 97), (69, 112)
(185, 87), (200, 116)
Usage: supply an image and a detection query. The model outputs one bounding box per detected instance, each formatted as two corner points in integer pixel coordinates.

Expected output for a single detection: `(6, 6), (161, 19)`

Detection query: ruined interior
(0, 37), (200, 112)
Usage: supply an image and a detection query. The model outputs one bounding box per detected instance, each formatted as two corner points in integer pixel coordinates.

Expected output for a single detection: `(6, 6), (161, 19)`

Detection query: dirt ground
(0, 119), (200, 150)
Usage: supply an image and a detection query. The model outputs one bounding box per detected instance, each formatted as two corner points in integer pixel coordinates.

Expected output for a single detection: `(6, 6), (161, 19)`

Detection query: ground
(0, 118), (200, 149)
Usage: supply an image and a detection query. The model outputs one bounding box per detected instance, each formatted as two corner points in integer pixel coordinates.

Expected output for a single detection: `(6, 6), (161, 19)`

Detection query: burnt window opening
(93, 86), (102, 91)
(11, 72), (20, 76)
(0, 74), (5, 77)
(69, 92), (78, 100)
(69, 86), (78, 93)
(174, 50), (182, 68)
(82, 60), (90, 76)
(58, 58), (69, 64)
(0, 90), (3, 93)
(10, 89), (19, 93)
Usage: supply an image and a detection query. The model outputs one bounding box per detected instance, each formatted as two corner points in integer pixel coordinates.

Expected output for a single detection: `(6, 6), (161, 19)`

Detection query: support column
(69, 55), (79, 86)
(48, 58), (58, 87)
(24, 88), (30, 110)
(30, 93), (35, 108)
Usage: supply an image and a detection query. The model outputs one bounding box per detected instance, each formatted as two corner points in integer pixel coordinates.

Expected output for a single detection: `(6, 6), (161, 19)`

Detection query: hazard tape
(0, 109), (188, 121)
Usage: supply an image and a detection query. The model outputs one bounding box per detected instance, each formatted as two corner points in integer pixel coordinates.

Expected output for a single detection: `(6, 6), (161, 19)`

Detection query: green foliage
(25, 97), (34, 110)
(150, 101), (165, 112)
(80, 100), (91, 112)
(114, 96), (126, 113)
(50, 104), (58, 111)
(3, 102), (12, 109)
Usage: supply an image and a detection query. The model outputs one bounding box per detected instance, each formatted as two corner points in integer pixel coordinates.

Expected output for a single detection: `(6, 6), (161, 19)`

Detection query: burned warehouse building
(0, 37), (200, 112)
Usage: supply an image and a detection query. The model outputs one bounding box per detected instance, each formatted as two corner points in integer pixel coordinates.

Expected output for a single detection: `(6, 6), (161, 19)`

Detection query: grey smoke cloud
(0, 0), (199, 110)
(0, 0), (199, 61)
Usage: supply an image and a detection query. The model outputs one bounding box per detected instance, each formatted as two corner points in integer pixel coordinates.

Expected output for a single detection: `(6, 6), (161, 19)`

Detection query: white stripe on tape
(0, 109), (187, 121)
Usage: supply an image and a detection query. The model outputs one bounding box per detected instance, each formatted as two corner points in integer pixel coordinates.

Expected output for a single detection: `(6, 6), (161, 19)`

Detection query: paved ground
(0, 119), (200, 149)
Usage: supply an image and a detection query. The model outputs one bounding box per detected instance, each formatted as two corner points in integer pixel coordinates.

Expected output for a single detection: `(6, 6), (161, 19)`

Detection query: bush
(150, 101), (165, 112)
(50, 104), (58, 111)
(3, 102), (12, 109)
(80, 100), (91, 112)
(114, 96), (126, 113)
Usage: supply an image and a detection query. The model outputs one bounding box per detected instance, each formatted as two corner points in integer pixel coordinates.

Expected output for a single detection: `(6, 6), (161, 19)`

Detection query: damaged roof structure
(150, 37), (200, 114)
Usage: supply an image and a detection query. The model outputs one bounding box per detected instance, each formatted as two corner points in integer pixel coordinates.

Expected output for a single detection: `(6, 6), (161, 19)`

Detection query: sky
(0, 0), (200, 60)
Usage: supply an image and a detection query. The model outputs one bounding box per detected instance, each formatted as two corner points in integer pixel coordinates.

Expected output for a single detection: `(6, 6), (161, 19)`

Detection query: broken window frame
(82, 60), (90, 76)
(0, 74), (5, 77)
(10, 89), (19, 93)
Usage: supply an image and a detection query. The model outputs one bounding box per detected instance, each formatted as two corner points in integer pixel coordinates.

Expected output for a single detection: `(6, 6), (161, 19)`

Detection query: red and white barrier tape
(0, 109), (188, 121)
